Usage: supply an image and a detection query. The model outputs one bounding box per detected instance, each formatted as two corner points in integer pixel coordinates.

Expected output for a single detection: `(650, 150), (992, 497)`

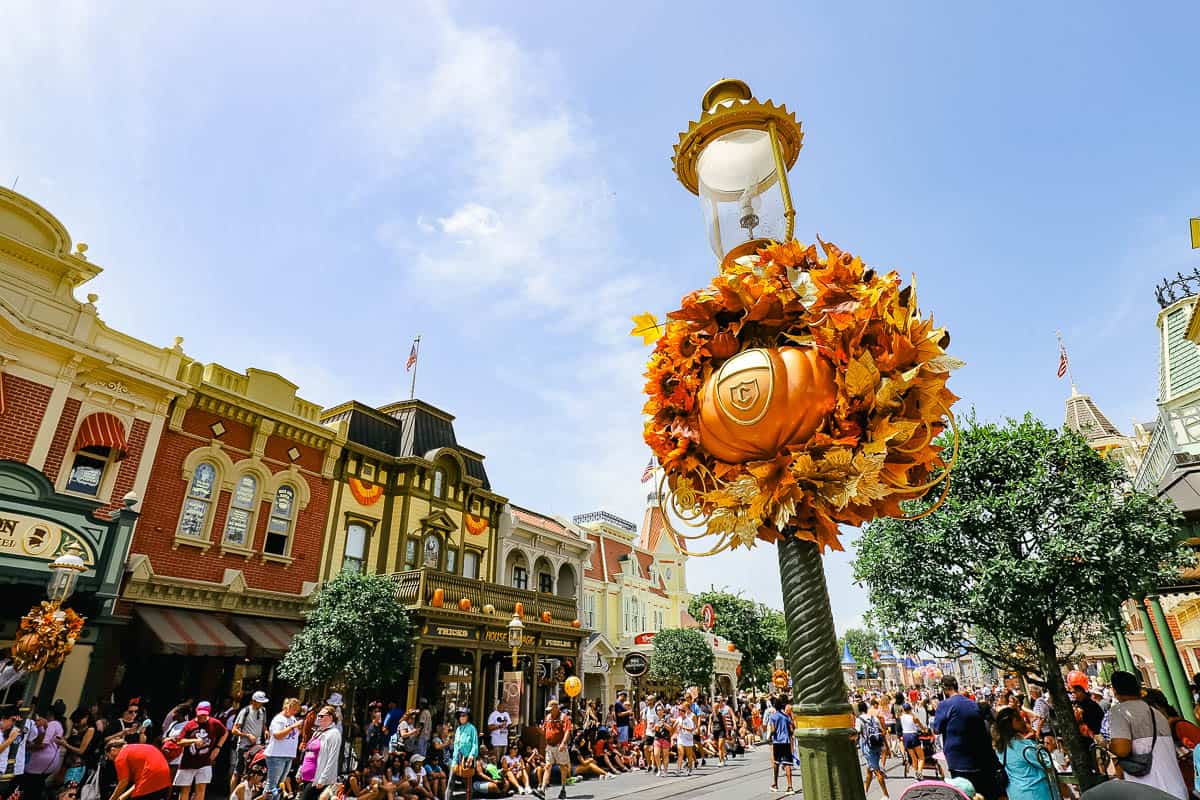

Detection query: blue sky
(3, 1), (1198, 633)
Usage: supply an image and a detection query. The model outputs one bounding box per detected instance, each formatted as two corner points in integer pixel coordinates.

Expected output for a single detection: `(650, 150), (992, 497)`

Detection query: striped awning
(75, 412), (128, 460)
(135, 606), (246, 657)
(230, 617), (302, 659)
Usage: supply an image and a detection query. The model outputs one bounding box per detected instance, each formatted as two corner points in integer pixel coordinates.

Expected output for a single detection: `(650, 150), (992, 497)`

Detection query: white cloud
(437, 203), (501, 238)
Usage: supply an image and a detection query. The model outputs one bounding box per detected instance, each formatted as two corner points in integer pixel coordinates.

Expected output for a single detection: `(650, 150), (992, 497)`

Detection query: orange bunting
(348, 477), (383, 506)
(464, 514), (488, 536)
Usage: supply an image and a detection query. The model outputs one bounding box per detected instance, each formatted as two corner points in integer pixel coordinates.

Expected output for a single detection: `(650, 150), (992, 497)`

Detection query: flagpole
(1055, 330), (1076, 389)
(409, 335), (421, 400)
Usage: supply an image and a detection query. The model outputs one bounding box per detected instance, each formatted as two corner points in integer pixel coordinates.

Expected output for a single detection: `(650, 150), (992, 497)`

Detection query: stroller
(904, 733), (944, 779)
(900, 782), (972, 800)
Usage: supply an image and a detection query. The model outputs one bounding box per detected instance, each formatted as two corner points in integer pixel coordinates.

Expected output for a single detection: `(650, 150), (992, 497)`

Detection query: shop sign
(426, 624), (475, 640)
(633, 632), (655, 646)
(622, 652), (649, 677)
(588, 651), (610, 674)
(484, 629), (534, 647)
(701, 603), (715, 630)
(0, 513), (96, 566)
(540, 636), (574, 650)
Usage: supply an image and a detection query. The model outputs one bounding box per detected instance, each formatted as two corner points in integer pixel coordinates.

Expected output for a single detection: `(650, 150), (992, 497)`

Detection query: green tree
(853, 414), (1190, 791)
(838, 627), (880, 676)
(278, 571), (417, 691)
(648, 628), (715, 690)
(689, 590), (786, 688)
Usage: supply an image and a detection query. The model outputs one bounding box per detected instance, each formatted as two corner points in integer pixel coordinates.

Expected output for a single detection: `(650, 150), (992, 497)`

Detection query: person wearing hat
(229, 692), (269, 794)
(173, 702), (228, 800)
(448, 710), (478, 799)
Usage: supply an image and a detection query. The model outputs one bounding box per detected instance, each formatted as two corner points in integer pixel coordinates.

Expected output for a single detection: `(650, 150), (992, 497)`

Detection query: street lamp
(507, 612), (524, 668)
(670, 81), (865, 800)
(672, 78), (803, 265)
(47, 543), (87, 604)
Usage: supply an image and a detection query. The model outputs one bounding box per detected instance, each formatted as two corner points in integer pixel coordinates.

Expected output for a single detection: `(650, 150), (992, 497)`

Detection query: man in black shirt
(1071, 684), (1104, 737)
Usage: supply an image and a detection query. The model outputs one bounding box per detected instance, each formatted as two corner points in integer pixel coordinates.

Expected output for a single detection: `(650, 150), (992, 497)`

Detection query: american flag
(641, 457), (655, 483)
(406, 342), (418, 372)
(1057, 347), (1069, 379)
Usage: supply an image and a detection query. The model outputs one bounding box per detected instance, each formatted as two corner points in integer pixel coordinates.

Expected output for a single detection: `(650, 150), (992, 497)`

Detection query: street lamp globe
(507, 612), (525, 667)
(672, 79), (804, 264)
(774, 653), (786, 673)
(47, 543), (87, 603)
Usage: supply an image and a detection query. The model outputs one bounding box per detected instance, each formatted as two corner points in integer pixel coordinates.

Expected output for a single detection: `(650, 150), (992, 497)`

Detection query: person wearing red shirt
(537, 701), (573, 800)
(107, 741), (171, 800)
(172, 702), (227, 800)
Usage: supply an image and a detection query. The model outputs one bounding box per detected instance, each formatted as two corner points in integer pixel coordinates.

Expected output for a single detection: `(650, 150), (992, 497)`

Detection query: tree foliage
(853, 414), (1191, 789)
(838, 627), (880, 675)
(278, 571), (416, 691)
(688, 590), (786, 688)
(648, 628), (715, 689)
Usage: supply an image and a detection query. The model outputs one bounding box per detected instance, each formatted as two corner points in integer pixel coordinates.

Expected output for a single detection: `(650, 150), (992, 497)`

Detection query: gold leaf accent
(845, 350), (880, 398)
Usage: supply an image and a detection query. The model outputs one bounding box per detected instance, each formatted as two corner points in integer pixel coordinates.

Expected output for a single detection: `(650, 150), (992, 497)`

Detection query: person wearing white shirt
(263, 699), (302, 800)
(486, 701), (511, 752)
(641, 699), (660, 774)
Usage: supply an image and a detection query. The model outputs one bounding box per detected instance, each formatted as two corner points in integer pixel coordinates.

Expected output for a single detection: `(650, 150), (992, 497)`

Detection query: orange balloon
(698, 347), (836, 464)
(564, 676), (582, 698)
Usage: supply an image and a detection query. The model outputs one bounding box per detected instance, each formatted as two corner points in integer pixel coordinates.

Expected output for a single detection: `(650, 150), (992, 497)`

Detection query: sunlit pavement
(516, 745), (920, 799)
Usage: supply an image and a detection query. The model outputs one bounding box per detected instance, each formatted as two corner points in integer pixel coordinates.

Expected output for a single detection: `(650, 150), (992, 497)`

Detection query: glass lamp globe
(673, 79), (804, 264)
(47, 544), (87, 602)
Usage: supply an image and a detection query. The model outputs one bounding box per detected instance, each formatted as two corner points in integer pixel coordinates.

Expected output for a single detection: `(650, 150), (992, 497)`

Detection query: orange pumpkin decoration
(483, 604), (496, 615)
(514, 602), (524, 619)
(727, 643), (736, 652)
(571, 619), (582, 629)
(698, 347), (836, 464)
(458, 598), (472, 612)
(541, 611), (552, 623)
(709, 331), (739, 359)
(18, 633), (39, 651)
(431, 588), (445, 608)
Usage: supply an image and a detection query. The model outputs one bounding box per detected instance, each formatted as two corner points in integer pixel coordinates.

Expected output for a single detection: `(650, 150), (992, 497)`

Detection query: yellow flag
(1191, 218), (1200, 249)
(630, 312), (663, 345)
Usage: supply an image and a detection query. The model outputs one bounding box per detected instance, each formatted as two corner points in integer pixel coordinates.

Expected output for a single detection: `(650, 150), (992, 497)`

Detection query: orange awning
(75, 412), (128, 460)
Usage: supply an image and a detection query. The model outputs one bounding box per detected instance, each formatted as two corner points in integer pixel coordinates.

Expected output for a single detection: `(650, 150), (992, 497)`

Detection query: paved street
(528, 746), (923, 799)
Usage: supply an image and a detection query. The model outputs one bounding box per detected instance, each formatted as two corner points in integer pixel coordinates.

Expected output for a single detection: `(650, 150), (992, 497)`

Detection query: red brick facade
(43, 397), (82, 483)
(0, 373), (51, 462)
(132, 406), (332, 595)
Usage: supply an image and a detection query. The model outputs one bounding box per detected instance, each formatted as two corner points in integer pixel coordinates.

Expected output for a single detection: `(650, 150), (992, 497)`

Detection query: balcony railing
(389, 568), (581, 628)
(1134, 404), (1200, 492)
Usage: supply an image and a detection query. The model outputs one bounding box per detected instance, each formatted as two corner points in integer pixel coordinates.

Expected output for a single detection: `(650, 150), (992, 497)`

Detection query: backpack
(863, 714), (885, 749)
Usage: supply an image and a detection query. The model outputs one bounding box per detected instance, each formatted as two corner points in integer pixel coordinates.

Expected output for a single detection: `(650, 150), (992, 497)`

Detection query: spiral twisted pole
(777, 535), (866, 800)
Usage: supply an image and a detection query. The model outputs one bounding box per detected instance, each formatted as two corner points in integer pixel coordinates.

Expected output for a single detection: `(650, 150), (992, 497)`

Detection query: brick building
(0, 187), (187, 709)
(117, 363), (343, 705)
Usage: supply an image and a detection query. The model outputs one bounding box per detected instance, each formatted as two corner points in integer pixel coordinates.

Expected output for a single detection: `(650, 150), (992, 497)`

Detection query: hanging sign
(590, 651), (610, 674)
(701, 604), (715, 630)
(633, 632), (656, 646)
(501, 671), (524, 727)
(622, 652), (649, 678)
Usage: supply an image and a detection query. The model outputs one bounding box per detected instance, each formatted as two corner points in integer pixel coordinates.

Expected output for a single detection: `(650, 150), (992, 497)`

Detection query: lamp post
(672, 80), (865, 800)
(508, 612), (525, 668)
(774, 653), (785, 673)
(47, 544), (87, 603)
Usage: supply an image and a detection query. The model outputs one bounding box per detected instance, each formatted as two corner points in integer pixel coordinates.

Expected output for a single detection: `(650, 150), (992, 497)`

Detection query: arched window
(179, 462), (217, 539)
(423, 533), (442, 569)
(265, 485), (296, 556)
(223, 474), (258, 546)
(433, 468), (445, 499)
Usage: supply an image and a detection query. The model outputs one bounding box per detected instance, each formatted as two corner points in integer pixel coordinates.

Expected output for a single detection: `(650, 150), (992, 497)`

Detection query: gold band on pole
(792, 712), (856, 730)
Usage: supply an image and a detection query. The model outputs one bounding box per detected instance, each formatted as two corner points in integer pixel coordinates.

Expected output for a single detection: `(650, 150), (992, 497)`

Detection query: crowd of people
(0, 686), (781, 800)
(849, 671), (1200, 800)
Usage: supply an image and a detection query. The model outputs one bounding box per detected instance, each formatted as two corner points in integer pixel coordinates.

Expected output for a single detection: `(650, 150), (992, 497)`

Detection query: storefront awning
(136, 606), (246, 657)
(75, 412), (128, 460)
(230, 616), (301, 659)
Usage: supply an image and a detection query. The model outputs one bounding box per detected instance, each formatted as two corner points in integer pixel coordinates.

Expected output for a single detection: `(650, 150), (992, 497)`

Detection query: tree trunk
(778, 536), (866, 800)
(1037, 628), (1101, 791)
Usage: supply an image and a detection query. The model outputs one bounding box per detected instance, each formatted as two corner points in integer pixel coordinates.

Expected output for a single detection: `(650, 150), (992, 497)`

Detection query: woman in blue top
(449, 709), (479, 799)
(992, 706), (1053, 800)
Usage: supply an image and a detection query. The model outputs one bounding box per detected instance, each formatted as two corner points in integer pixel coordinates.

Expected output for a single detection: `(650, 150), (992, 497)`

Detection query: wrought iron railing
(388, 568), (581, 626)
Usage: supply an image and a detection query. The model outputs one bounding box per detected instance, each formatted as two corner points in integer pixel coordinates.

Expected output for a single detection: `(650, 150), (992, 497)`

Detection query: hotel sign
(0, 513), (95, 566)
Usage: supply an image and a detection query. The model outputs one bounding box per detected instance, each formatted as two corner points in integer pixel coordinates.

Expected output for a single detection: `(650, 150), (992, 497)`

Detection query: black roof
(321, 400), (490, 489)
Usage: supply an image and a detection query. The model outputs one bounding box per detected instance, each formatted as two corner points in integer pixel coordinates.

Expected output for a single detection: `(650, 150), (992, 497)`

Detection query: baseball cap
(411, 754), (425, 763)
(252, 691), (269, 703)
(196, 701), (212, 714)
